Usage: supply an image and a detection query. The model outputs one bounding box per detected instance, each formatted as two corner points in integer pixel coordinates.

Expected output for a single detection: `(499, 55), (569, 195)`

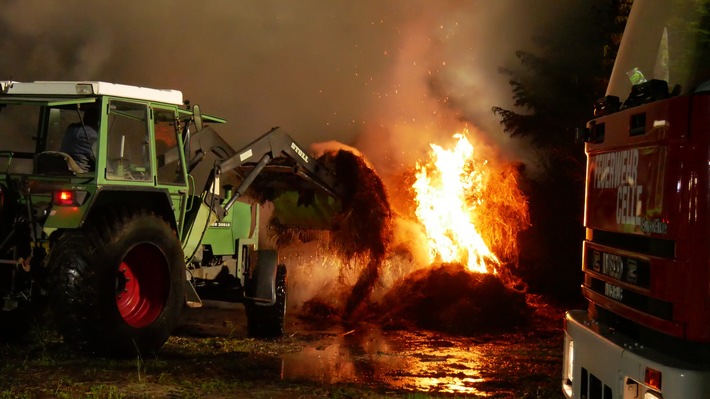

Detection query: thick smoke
(0, 0), (563, 160)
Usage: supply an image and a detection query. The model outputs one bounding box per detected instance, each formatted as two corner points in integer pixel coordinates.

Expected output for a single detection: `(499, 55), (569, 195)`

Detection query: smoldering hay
(266, 149), (394, 322)
(372, 263), (531, 334)
(320, 150), (392, 320)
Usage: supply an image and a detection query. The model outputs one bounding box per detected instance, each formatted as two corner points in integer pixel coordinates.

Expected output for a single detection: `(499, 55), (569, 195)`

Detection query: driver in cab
(61, 105), (99, 172)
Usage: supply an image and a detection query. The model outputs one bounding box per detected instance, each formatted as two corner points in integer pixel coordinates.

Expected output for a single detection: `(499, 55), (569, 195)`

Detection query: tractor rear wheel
(245, 264), (287, 338)
(48, 209), (184, 356)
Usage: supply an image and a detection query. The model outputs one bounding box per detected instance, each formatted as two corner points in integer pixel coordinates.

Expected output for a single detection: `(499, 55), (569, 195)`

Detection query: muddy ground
(0, 297), (566, 399)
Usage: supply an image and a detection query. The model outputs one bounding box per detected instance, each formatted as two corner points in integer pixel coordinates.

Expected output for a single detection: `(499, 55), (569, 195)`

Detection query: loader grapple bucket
(190, 126), (346, 230)
(270, 190), (341, 230)
(239, 160), (343, 230)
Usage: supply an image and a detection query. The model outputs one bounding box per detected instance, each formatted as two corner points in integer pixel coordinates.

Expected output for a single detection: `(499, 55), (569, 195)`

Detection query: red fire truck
(563, 0), (710, 398)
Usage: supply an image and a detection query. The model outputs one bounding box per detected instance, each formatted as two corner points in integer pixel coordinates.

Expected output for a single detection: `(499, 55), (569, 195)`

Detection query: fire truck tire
(245, 264), (287, 338)
(48, 209), (185, 356)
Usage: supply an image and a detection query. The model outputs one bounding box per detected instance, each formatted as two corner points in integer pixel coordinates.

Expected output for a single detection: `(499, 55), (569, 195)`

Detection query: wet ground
(1, 297), (566, 399)
(177, 299), (566, 398)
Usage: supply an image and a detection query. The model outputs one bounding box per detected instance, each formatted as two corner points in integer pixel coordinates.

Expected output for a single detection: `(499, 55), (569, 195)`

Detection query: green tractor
(0, 81), (344, 355)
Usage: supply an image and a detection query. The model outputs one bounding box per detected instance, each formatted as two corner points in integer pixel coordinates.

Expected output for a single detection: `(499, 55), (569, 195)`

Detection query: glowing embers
(413, 131), (498, 273)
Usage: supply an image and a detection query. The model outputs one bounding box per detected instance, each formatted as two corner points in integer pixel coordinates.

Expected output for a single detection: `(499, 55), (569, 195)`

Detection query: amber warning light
(644, 367), (662, 390)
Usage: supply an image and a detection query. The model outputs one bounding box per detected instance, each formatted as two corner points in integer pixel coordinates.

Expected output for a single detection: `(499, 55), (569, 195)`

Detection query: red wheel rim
(115, 243), (170, 328)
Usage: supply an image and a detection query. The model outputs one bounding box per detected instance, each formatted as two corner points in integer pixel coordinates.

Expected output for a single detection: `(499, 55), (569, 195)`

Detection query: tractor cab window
(47, 106), (97, 154)
(0, 102), (95, 174)
(153, 107), (185, 185)
(106, 100), (151, 181)
(0, 104), (39, 153)
(0, 103), (41, 173)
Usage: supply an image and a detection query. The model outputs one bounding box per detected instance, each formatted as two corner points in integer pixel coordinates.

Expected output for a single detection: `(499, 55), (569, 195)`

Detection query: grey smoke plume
(0, 0), (564, 169)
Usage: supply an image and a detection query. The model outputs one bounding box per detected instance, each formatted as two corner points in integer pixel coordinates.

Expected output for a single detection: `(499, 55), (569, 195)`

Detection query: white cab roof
(0, 81), (184, 105)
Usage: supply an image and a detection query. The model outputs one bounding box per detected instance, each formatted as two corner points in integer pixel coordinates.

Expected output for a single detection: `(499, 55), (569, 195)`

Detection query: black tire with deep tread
(47, 208), (185, 356)
(245, 264), (287, 338)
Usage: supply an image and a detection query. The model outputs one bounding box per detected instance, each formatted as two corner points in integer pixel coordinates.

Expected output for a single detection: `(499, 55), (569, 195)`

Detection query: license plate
(604, 282), (623, 301)
(590, 249), (648, 288)
(602, 253), (624, 279)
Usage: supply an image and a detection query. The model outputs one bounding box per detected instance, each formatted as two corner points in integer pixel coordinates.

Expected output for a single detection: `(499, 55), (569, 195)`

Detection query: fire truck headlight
(566, 340), (574, 382)
(563, 337), (574, 398)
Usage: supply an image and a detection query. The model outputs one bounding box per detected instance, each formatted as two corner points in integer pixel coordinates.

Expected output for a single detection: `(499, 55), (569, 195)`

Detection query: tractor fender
(85, 188), (178, 231)
(244, 250), (278, 305)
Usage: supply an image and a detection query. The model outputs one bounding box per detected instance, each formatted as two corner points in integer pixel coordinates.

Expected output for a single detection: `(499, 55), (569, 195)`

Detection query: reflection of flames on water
(281, 327), (490, 396)
(412, 130), (528, 274)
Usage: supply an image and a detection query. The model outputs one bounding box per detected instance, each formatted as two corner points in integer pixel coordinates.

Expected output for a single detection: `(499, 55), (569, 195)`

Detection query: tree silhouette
(494, 0), (632, 301)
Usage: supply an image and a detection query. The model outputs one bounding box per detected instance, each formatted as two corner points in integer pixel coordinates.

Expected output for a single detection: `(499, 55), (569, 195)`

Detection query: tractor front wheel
(244, 264), (287, 338)
(48, 209), (184, 356)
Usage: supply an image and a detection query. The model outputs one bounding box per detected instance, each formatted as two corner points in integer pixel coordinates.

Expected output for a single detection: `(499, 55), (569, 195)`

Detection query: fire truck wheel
(245, 264), (287, 338)
(48, 209), (185, 356)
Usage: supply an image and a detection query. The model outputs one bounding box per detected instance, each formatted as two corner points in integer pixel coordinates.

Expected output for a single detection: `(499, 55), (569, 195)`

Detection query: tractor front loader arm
(158, 125), (235, 174)
(186, 126), (345, 230)
(220, 127), (344, 212)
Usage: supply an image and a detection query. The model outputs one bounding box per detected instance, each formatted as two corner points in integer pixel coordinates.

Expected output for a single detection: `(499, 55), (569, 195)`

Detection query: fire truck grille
(588, 277), (673, 320)
(590, 229), (675, 259)
(581, 368), (612, 399)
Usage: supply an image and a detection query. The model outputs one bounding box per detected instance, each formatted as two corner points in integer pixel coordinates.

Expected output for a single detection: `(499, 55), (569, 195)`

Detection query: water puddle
(281, 325), (492, 395)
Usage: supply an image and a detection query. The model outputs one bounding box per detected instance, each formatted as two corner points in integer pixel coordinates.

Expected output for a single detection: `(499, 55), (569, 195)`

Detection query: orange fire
(413, 130), (528, 274)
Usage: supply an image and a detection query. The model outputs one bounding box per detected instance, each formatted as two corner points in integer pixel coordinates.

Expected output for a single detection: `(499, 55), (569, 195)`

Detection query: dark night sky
(0, 0), (572, 174)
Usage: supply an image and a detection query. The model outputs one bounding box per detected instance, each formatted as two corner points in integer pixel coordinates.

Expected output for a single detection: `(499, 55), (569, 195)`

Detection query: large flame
(413, 130), (523, 274)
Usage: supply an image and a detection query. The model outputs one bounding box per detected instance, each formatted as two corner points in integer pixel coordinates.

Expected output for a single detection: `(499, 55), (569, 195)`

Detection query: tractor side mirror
(575, 127), (590, 143)
(193, 104), (203, 132)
